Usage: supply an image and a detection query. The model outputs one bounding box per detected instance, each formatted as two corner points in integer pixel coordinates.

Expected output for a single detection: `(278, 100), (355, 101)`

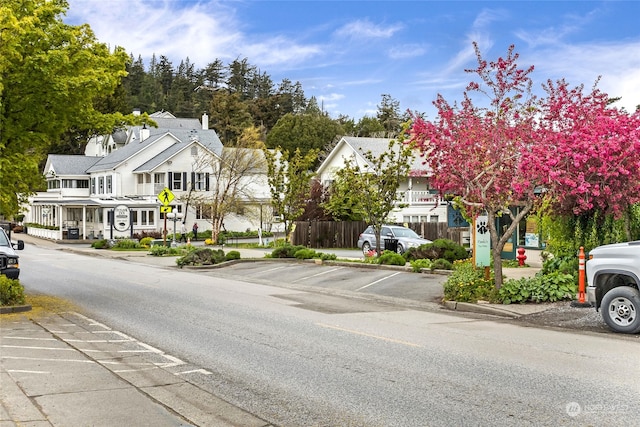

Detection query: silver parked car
(357, 225), (431, 255)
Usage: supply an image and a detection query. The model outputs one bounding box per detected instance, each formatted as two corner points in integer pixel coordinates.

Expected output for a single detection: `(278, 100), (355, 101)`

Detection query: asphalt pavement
(1, 234), (565, 426)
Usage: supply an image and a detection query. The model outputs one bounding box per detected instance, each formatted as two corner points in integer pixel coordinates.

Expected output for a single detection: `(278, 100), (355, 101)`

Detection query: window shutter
(168, 172), (173, 189)
(191, 172), (196, 190)
(205, 173), (210, 191)
(182, 172), (187, 191)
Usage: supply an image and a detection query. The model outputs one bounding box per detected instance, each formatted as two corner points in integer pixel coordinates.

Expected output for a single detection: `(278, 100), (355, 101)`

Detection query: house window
(91, 178), (96, 194)
(154, 173), (164, 185)
(430, 215), (439, 223)
(196, 204), (212, 220)
(195, 173), (206, 190)
(140, 210), (155, 226)
(98, 177), (104, 194)
(106, 176), (112, 194)
(172, 172), (182, 190)
(48, 180), (60, 190)
(137, 175), (144, 184)
(131, 211), (138, 225)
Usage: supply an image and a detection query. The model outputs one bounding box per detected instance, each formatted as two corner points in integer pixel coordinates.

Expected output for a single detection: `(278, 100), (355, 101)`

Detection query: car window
(0, 230), (9, 246)
(393, 227), (420, 238)
(364, 226), (374, 234)
(382, 227), (392, 236)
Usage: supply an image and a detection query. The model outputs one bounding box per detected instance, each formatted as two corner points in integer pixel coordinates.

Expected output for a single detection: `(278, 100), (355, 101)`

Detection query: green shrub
(271, 244), (307, 258)
(542, 256), (578, 277)
(410, 258), (432, 272)
(294, 248), (318, 259)
(176, 248), (227, 267)
(378, 250), (406, 266)
(225, 250), (241, 261)
(0, 276), (25, 306)
(443, 261), (496, 303)
(404, 239), (469, 263)
(91, 239), (110, 249)
(149, 245), (170, 256)
(497, 272), (576, 304)
(113, 239), (139, 249)
(140, 237), (154, 247)
(320, 252), (337, 261)
(431, 258), (453, 270)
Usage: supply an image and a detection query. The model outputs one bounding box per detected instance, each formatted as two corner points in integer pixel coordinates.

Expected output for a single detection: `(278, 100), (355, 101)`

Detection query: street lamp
(165, 212), (184, 247)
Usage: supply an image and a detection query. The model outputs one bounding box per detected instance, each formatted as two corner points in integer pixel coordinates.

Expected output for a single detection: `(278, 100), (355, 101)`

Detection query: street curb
(443, 301), (520, 318)
(0, 304), (32, 314)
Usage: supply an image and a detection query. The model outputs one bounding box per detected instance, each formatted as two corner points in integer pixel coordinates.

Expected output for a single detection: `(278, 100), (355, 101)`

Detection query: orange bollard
(578, 247), (586, 303)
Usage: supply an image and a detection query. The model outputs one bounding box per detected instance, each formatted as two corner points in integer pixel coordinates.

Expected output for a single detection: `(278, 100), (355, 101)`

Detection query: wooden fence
(291, 220), (469, 248)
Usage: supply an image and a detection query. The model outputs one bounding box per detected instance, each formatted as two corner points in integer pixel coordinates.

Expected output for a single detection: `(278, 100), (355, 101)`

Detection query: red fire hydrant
(516, 247), (527, 266)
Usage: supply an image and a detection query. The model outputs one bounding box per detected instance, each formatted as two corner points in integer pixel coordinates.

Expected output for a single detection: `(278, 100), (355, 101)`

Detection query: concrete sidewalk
(1, 311), (271, 427)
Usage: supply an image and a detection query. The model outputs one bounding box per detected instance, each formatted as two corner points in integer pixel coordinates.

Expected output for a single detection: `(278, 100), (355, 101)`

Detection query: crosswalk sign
(158, 187), (174, 206)
(160, 206), (173, 213)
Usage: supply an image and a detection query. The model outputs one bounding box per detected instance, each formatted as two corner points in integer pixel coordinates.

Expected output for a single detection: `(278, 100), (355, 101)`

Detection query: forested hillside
(73, 54), (411, 154)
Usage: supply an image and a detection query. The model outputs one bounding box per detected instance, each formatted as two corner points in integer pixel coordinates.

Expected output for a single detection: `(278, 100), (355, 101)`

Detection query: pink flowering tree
(532, 80), (640, 228)
(410, 43), (640, 288)
(409, 43), (543, 288)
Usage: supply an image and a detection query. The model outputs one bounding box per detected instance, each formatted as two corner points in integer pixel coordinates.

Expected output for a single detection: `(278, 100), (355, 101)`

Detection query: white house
(316, 136), (448, 224)
(25, 111), (272, 241)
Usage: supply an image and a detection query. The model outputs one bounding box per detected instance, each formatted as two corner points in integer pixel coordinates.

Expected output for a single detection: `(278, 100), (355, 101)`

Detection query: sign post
(474, 214), (491, 279)
(157, 187), (175, 246)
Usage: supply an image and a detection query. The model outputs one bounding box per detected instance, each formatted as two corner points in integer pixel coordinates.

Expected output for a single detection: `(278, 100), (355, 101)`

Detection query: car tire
(396, 244), (405, 254)
(362, 241), (371, 255)
(600, 286), (640, 334)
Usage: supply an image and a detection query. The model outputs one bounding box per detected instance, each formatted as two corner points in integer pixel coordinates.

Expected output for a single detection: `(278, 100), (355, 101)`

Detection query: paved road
(3, 241), (638, 426)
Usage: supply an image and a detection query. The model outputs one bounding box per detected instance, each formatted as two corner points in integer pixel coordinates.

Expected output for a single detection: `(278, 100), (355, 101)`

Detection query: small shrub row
(443, 260), (578, 304)
(443, 261), (496, 303)
(404, 239), (469, 263)
(498, 272), (577, 304)
(176, 248), (241, 267)
(269, 245), (337, 261)
(0, 276), (25, 306)
(148, 244), (190, 257)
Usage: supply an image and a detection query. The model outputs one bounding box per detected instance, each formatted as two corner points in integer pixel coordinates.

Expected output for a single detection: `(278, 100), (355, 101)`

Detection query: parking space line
(292, 267), (344, 283)
(356, 272), (402, 291)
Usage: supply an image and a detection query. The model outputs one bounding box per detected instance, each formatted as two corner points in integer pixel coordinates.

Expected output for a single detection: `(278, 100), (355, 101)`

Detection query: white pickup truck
(0, 227), (24, 279)
(586, 241), (640, 334)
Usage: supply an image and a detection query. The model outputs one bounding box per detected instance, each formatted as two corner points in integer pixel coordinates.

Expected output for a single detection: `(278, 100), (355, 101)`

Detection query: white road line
(1, 356), (94, 363)
(8, 370), (50, 374)
(256, 265), (288, 274)
(1, 345), (74, 351)
(317, 323), (423, 348)
(176, 369), (212, 375)
(356, 272), (402, 291)
(292, 267), (343, 282)
(0, 337), (57, 341)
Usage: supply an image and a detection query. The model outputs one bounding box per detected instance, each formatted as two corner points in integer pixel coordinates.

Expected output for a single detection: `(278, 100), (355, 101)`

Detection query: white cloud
(67, 0), (241, 67)
(334, 19), (403, 40)
(529, 41), (640, 113)
(388, 44), (427, 60)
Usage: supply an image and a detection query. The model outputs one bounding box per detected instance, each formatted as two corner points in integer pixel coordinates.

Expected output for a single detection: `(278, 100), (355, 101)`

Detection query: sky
(65, 0), (640, 120)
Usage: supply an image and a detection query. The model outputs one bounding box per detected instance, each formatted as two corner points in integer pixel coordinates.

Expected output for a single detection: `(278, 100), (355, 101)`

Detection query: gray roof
(47, 155), (101, 175)
(86, 118), (223, 173)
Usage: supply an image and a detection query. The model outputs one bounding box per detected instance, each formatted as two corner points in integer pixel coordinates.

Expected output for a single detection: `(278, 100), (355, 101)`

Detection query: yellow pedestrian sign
(158, 187), (174, 206)
(160, 205), (173, 213)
